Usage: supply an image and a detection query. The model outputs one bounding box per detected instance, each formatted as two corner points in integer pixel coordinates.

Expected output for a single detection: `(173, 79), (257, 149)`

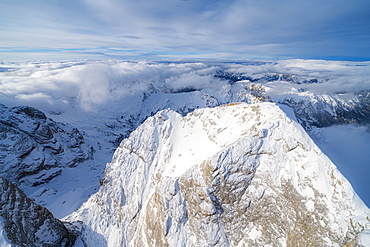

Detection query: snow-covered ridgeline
(66, 102), (370, 246)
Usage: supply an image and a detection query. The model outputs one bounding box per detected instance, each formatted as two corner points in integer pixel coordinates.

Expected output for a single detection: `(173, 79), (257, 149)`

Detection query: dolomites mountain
(67, 102), (370, 246)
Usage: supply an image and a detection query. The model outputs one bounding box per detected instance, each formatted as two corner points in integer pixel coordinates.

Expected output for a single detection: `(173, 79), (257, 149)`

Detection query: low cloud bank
(0, 59), (369, 113)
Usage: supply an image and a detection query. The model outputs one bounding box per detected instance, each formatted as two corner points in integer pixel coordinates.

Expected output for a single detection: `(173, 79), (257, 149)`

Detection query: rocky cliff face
(0, 177), (77, 246)
(0, 104), (94, 186)
(67, 102), (370, 246)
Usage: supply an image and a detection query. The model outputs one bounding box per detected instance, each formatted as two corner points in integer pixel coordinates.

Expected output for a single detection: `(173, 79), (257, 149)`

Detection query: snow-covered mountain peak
(147, 102), (297, 178)
(67, 102), (369, 246)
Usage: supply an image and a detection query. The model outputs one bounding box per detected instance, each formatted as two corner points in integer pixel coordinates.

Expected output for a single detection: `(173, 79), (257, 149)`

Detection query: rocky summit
(66, 102), (370, 246)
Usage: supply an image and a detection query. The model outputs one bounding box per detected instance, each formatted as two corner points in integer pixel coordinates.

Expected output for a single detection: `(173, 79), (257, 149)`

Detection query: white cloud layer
(0, 60), (369, 113)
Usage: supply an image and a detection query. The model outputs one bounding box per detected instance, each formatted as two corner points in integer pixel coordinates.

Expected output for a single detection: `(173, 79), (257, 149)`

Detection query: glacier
(66, 102), (369, 246)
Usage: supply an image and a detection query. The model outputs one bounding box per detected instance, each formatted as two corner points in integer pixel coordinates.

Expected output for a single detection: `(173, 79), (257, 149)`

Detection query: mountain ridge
(66, 102), (370, 246)
(0, 104), (94, 187)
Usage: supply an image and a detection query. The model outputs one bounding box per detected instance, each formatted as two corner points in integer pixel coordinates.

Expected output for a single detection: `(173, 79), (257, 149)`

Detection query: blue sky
(1, 0), (369, 60)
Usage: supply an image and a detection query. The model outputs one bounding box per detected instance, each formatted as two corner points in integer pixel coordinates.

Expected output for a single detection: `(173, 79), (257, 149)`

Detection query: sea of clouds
(0, 59), (369, 113)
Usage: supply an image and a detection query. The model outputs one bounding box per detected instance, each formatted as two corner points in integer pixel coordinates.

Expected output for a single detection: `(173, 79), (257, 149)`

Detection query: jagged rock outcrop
(66, 102), (370, 246)
(0, 177), (77, 246)
(0, 104), (94, 186)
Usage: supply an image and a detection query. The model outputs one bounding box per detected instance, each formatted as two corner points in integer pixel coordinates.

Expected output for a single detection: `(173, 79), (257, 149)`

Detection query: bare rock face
(67, 102), (370, 246)
(0, 104), (94, 186)
(0, 177), (77, 246)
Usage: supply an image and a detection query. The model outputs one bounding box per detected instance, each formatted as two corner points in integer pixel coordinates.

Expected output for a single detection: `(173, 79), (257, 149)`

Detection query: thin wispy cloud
(0, 0), (369, 60)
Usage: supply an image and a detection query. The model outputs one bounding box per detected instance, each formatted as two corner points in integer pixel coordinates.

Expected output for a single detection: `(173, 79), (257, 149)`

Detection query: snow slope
(66, 102), (370, 246)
